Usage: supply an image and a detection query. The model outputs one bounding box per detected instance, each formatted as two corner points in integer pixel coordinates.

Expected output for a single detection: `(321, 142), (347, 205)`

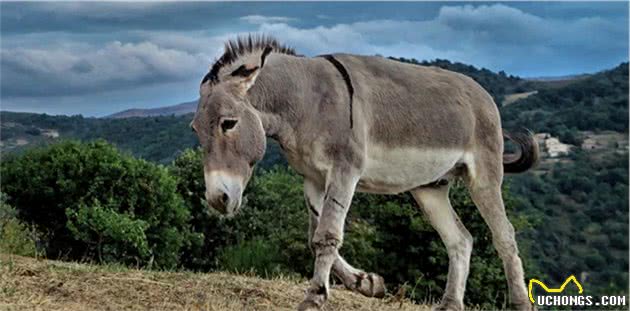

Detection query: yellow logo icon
(528, 275), (584, 303)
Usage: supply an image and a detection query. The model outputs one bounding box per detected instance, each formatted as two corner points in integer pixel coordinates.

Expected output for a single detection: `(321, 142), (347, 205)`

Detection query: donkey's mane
(202, 35), (296, 85)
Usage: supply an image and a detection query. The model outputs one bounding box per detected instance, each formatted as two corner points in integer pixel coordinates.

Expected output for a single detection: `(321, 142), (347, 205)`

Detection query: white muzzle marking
(204, 170), (244, 216)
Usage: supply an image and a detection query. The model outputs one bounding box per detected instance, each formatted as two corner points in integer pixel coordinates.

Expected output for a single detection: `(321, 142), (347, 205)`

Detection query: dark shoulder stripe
(319, 54), (354, 128)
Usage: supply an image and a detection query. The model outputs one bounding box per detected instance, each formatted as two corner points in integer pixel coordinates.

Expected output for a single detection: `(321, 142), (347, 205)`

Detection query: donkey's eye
(220, 119), (238, 133)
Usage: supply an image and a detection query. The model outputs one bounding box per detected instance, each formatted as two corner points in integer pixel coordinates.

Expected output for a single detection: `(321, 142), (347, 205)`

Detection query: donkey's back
(331, 54), (503, 193)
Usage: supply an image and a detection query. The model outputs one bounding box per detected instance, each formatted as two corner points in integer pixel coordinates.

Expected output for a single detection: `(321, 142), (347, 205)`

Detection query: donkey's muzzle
(206, 189), (240, 216)
(206, 190), (229, 213)
(203, 171), (243, 217)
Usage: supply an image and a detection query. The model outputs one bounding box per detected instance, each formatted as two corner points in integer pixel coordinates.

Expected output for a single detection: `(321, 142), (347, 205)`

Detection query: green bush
(0, 194), (38, 257)
(218, 238), (293, 277)
(1, 140), (193, 268)
(170, 148), (228, 270)
(232, 167), (311, 275)
(66, 199), (150, 264)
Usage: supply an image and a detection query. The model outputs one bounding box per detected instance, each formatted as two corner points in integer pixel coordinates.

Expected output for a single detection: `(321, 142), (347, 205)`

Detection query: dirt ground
(0, 254), (430, 311)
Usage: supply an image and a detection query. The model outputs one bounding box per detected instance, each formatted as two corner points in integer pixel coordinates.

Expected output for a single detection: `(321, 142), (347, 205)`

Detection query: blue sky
(1, 2), (628, 117)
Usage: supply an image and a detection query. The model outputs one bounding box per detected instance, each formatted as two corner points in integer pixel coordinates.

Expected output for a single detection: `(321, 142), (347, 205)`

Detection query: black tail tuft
(503, 129), (539, 173)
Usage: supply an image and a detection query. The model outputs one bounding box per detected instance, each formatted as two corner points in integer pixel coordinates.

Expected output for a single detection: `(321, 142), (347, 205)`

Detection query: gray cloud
(2, 3), (626, 100)
(240, 15), (297, 25)
(0, 2), (304, 34)
(1, 41), (208, 97)
(257, 4), (628, 76)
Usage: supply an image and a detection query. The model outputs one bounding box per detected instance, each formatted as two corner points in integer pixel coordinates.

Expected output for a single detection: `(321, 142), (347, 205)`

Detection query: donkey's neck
(246, 78), (284, 137)
(246, 54), (309, 141)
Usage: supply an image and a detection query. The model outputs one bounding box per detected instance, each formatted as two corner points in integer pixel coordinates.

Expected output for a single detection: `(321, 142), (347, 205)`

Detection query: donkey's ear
(230, 64), (260, 79)
(230, 64), (260, 94)
(231, 46), (273, 94)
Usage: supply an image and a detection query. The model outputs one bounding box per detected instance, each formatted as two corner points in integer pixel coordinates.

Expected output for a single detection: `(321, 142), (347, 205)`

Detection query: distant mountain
(390, 57), (537, 103)
(107, 100), (197, 118)
(524, 73), (592, 89)
(525, 73), (591, 82)
(1, 111), (198, 164)
(0, 110), (286, 167)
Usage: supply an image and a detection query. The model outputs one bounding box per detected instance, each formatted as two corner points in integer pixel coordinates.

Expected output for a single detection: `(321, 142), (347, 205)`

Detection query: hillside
(497, 64), (629, 294)
(389, 58), (538, 103)
(0, 254), (428, 311)
(0, 112), (197, 164)
(107, 101), (197, 119)
(501, 62), (629, 136)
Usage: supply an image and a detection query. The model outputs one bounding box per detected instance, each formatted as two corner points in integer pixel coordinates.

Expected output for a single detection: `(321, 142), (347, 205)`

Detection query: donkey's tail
(502, 129), (539, 173)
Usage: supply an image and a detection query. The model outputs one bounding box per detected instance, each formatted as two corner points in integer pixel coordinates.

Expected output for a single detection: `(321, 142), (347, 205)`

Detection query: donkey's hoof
(298, 284), (327, 311)
(354, 273), (386, 298)
(433, 297), (464, 311)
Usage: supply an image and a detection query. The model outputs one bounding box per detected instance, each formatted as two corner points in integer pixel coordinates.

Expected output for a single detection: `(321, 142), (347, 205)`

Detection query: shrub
(233, 167), (310, 275)
(170, 148), (227, 270)
(1, 140), (192, 268)
(0, 194), (38, 257)
(218, 238), (293, 277)
(66, 199), (150, 264)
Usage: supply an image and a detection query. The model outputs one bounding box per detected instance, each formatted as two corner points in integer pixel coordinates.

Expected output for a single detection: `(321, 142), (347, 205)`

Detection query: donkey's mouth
(206, 196), (242, 218)
(202, 196), (228, 216)
(225, 198), (242, 218)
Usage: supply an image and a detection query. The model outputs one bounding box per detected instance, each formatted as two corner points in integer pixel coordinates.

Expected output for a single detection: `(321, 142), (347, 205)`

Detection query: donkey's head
(191, 36), (294, 216)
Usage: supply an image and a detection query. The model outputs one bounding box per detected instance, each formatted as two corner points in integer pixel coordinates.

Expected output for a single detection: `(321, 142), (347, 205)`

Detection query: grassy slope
(0, 254), (429, 311)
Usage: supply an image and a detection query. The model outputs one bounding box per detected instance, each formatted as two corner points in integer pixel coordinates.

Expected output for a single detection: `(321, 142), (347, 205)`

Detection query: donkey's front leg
(304, 179), (386, 299)
(298, 170), (358, 311)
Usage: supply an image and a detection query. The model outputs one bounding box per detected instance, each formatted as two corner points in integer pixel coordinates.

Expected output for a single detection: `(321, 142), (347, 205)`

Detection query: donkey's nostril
(221, 193), (229, 204)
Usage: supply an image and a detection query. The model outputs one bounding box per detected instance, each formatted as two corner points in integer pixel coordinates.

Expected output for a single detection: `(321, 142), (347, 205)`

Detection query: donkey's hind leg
(304, 179), (386, 299)
(465, 155), (533, 310)
(410, 183), (472, 311)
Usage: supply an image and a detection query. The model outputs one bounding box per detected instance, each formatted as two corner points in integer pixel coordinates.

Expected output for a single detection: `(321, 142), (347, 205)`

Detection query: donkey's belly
(357, 145), (465, 194)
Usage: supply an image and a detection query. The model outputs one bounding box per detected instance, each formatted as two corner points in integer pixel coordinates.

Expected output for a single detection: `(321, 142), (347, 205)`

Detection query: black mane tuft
(202, 34), (296, 85)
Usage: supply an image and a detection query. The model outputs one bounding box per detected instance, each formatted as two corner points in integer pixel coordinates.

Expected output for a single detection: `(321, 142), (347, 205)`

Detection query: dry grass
(0, 254), (430, 311)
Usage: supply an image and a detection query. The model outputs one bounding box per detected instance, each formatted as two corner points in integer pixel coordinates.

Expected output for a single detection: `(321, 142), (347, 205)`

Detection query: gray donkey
(191, 35), (538, 311)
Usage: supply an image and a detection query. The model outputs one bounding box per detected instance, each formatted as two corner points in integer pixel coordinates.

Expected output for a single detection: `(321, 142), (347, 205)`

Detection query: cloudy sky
(1, 2), (628, 116)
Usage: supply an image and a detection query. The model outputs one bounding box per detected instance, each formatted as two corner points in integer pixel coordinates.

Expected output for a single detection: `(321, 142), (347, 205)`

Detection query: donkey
(191, 35), (538, 311)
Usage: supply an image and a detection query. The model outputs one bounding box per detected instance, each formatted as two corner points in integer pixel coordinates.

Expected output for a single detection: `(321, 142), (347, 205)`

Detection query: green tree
(1, 140), (193, 268)
(0, 193), (38, 257)
(66, 199), (150, 264)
